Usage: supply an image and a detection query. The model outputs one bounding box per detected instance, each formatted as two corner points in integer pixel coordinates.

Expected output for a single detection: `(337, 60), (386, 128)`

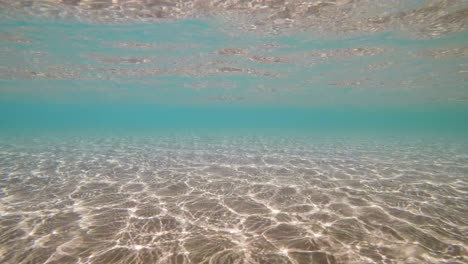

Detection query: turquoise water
(1, 1), (468, 263)
(1, 16), (467, 137)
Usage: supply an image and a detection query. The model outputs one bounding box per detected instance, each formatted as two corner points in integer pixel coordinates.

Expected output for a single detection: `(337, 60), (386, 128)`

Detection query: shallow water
(1, 1), (468, 264)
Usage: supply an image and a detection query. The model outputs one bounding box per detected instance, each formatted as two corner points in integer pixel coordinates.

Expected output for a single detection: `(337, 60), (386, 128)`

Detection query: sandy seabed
(0, 136), (466, 264)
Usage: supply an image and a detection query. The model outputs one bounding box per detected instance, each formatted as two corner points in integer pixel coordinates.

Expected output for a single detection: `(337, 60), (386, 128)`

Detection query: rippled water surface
(1, 1), (468, 264)
(1, 1), (467, 105)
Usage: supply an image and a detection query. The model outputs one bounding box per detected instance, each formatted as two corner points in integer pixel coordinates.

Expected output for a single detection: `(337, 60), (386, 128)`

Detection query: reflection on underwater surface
(1, 1), (467, 106)
(0, 137), (467, 264)
(1, 0), (467, 38)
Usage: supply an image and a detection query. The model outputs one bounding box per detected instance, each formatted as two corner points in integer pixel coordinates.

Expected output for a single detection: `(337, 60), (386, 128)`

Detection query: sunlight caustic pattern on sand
(0, 137), (466, 263)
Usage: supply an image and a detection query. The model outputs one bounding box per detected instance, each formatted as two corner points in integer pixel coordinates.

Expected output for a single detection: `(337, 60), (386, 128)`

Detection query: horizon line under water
(1, 1), (468, 263)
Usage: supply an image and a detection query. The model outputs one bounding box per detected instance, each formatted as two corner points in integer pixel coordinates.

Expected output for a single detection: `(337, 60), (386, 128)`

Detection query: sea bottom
(0, 136), (466, 264)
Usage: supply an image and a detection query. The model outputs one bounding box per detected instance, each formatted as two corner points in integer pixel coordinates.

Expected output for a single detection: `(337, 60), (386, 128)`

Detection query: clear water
(0, 1), (467, 263)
